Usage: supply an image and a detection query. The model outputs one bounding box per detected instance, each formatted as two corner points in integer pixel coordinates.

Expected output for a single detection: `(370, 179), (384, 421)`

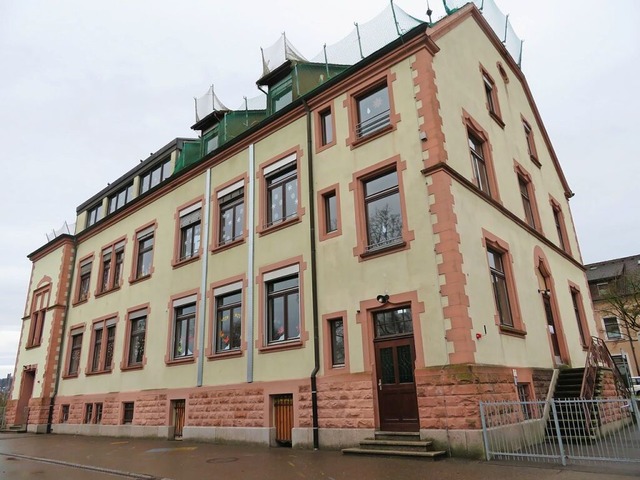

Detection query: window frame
(140, 158), (172, 195)
(207, 277), (246, 359)
(60, 405), (70, 423)
(86, 204), (103, 228)
(522, 117), (540, 167)
(482, 230), (525, 336)
(269, 76), (293, 114)
(26, 285), (51, 348)
(480, 65), (504, 127)
(257, 149), (305, 236)
(83, 403), (93, 424)
(121, 306), (148, 370)
(549, 196), (571, 255)
(462, 111), (501, 202)
(349, 155), (414, 260)
(322, 311), (349, 374)
(107, 183), (134, 215)
(513, 162), (542, 232)
(96, 238), (126, 295)
(74, 254), (94, 304)
(122, 402), (135, 425)
(258, 259), (307, 352)
(87, 316), (117, 375)
(63, 325), (85, 378)
(172, 200), (203, 267)
(603, 317), (622, 341)
(345, 72), (400, 150)
(315, 104), (336, 153)
(130, 222), (157, 283)
(212, 175), (248, 252)
(214, 288), (243, 355)
(166, 294), (198, 364)
(569, 283), (589, 349)
(317, 184), (342, 242)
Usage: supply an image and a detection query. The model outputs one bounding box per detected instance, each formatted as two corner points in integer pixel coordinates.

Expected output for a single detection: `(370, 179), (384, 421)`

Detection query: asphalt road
(0, 433), (638, 479)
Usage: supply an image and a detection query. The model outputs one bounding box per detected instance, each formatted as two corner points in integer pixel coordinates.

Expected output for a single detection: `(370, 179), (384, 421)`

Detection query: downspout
(302, 99), (321, 449)
(47, 237), (77, 433)
(246, 144), (256, 383)
(196, 167), (212, 387)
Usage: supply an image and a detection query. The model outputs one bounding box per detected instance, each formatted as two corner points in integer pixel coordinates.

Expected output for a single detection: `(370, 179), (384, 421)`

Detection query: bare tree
(600, 270), (640, 334)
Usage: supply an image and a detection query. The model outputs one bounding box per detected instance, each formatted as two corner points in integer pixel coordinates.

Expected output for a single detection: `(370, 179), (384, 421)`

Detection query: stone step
(374, 431), (421, 442)
(342, 447), (447, 460)
(359, 439), (434, 452)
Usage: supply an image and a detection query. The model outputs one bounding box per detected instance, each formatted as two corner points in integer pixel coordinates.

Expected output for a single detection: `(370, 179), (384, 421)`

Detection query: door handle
(378, 379), (382, 391)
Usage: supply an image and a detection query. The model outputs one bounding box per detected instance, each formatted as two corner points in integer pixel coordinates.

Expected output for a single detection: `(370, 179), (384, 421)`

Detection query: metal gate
(480, 398), (640, 466)
(273, 394), (293, 446)
(172, 400), (185, 440)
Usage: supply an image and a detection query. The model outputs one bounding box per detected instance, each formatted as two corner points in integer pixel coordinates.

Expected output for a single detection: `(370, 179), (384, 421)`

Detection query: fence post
(632, 394), (640, 432)
(479, 401), (491, 461)
(550, 400), (566, 466)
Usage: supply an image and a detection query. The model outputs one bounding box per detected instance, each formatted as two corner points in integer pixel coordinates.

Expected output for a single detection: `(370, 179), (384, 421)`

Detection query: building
(0, 374), (12, 395)
(7, 2), (596, 455)
(586, 254), (640, 379)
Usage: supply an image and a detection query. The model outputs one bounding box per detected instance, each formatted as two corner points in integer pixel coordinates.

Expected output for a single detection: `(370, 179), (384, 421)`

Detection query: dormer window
(108, 184), (134, 215)
(204, 128), (219, 155)
(140, 158), (172, 195)
(270, 76), (293, 114)
(86, 204), (103, 228)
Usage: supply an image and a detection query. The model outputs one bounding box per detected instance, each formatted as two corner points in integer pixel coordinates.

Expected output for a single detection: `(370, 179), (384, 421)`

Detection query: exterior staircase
(342, 431), (447, 459)
(547, 367), (602, 442)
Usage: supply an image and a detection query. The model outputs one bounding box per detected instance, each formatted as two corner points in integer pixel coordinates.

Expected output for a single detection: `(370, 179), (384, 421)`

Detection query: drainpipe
(246, 144), (256, 383)
(302, 99), (321, 449)
(47, 236), (78, 433)
(196, 167), (212, 387)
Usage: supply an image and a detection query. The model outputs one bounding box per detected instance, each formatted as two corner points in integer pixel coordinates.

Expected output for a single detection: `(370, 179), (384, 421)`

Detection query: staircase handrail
(580, 336), (630, 399)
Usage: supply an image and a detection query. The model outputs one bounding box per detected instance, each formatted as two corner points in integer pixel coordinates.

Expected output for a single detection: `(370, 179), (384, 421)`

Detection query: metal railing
(481, 397), (640, 466)
(581, 336), (630, 400)
(356, 109), (391, 138)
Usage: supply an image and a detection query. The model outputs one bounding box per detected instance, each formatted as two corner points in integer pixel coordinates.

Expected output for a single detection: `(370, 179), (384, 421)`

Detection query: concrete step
(359, 439), (434, 452)
(373, 431), (421, 442)
(342, 447), (447, 460)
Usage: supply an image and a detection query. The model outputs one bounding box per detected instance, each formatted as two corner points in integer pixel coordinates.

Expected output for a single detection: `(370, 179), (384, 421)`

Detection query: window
(570, 289), (588, 347)
(329, 318), (345, 367)
(269, 77), (293, 113)
(140, 158), (172, 195)
(94, 403), (103, 424)
(99, 241), (125, 293)
(86, 204), (103, 228)
(178, 206), (201, 261)
(517, 383), (533, 420)
(215, 291), (242, 353)
(90, 318), (116, 373)
(364, 170), (402, 251)
(604, 317), (622, 340)
(218, 187), (244, 245)
(468, 133), (491, 196)
(108, 184), (133, 214)
(204, 127), (219, 155)
(172, 303), (196, 359)
(27, 288), (50, 348)
(487, 248), (514, 327)
(596, 282), (609, 296)
(77, 258), (93, 302)
(68, 330), (83, 376)
(356, 85), (390, 138)
(518, 176), (536, 228)
(266, 161), (298, 227)
(127, 310), (147, 367)
(61, 405), (70, 423)
(319, 109), (333, 146)
(122, 402), (134, 424)
(84, 403), (93, 424)
(373, 307), (413, 338)
(549, 197), (571, 254)
(267, 275), (300, 344)
(482, 70), (502, 123)
(523, 119), (538, 162)
(323, 191), (338, 234)
(134, 227), (154, 279)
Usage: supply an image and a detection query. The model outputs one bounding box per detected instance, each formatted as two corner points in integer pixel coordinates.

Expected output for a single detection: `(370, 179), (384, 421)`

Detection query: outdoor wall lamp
(376, 294), (390, 304)
(538, 289), (551, 297)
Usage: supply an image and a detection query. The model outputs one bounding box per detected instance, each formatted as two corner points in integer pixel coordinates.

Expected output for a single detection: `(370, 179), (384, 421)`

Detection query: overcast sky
(1, 0), (638, 380)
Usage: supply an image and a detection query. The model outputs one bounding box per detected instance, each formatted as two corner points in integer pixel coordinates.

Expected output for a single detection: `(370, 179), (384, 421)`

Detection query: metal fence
(480, 398), (640, 466)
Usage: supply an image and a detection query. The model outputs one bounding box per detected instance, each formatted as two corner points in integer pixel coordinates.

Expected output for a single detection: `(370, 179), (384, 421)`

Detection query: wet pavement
(0, 433), (638, 479)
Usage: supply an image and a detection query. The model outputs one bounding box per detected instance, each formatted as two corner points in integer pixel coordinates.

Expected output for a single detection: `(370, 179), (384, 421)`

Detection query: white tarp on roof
(195, 85), (229, 122)
(310, 4), (423, 65)
(261, 33), (308, 77)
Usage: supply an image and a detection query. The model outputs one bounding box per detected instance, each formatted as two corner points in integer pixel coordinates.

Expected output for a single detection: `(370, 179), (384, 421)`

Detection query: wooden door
(15, 369), (35, 425)
(172, 400), (185, 440)
(375, 336), (419, 432)
(273, 394), (293, 446)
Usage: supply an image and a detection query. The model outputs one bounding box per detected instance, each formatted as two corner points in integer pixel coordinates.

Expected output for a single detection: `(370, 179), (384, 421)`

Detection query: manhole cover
(206, 457), (238, 464)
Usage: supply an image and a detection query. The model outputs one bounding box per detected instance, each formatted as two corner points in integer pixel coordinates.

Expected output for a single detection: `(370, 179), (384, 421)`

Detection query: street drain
(206, 457), (238, 464)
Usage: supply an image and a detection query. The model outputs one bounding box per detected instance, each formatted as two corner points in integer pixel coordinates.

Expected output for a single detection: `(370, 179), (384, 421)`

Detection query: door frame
(15, 367), (36, 425)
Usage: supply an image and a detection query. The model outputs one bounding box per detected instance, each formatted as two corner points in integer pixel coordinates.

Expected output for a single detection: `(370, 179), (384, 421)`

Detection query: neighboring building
(586, 254), (640, 379)
(7, 2), (595, 455)
(0, 374), (12, 394)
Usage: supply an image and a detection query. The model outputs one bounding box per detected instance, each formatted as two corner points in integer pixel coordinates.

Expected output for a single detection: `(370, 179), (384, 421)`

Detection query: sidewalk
(0, 433), (638, 480)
